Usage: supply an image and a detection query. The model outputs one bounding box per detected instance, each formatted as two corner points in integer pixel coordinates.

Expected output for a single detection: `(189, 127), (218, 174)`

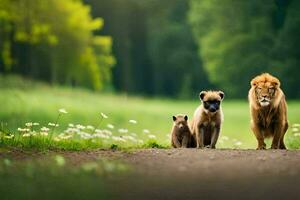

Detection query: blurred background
(0, 0), (300, 148)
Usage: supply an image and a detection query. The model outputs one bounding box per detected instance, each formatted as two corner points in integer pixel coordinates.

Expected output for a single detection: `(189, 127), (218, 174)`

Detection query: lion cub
(171, 114), (192, 148)
(190, 91), (224, 149)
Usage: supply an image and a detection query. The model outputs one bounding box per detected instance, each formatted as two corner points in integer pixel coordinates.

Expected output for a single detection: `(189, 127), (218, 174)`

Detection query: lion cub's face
(172, 115), (189, 130)
(199, 91), (224, 113)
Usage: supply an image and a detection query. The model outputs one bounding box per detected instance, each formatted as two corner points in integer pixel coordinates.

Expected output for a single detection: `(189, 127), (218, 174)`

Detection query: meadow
(0, 76), (299, 150)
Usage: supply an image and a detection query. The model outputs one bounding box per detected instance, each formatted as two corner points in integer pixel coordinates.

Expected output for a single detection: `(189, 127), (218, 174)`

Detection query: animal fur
(171, 114), (192, 148)
(190, 91), (224, 149)
(248, 73), (288, 149)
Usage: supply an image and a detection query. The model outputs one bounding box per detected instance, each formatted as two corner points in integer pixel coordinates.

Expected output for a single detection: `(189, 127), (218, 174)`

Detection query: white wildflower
(68, 123), (74, 127)
(234, 141), (242, 146)
(148, 134), (156, 139)
(118, 128), (128, 133)
(143, 129), (150, 134)
(129, 119), (137, 124)
(101, 112), (108, 119)
(107, 124), (114, 129)
(292, 124), (300, 127)
(94, 133), (110, 139)
(87, 125), (95, 130)
(22, 133), (31, 137)
(4, 135), (14, 139)
(48, 123), (59, 127)
(76, 124), (85, 130)
(123, 135), (137, 142)
(33, 123), (40, 126)
(292, 128), (299, 132)
(294, 133), (300, 137)
(59, 108), (68, 114)
(103, 129), (112, 135)
(41, 127), (50, 132)
(25, 122), (33, 127)
(112, 136), (126, 142)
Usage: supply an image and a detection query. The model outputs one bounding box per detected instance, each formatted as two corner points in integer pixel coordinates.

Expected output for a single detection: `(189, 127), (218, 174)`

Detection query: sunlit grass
(0, 78), (299, 149)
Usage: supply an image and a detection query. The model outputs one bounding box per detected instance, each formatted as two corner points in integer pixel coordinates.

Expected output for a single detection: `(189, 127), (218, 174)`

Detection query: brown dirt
(2, 148), (300, 200)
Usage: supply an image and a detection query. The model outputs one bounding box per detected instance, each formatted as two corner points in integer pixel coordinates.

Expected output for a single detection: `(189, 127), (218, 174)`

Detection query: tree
(0, 0), (115, 90)
(189, 0), (276, 97)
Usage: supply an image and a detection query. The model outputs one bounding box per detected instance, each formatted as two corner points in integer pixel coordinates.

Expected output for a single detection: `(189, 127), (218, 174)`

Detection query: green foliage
(86, 0), (209, 98)
(189, 0), (276, 97)
(0, 0), (115, 90)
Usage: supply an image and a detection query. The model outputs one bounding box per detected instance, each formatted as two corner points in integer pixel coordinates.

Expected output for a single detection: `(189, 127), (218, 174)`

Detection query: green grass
(0, 75), (299, 149)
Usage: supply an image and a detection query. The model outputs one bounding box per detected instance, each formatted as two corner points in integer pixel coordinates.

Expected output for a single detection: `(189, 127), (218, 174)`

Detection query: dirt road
(3, 148), (300, 200)
(59, 149), (300, 199)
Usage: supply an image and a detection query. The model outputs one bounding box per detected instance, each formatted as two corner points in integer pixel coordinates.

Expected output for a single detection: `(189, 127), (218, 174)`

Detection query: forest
(0, 0), (299, 98)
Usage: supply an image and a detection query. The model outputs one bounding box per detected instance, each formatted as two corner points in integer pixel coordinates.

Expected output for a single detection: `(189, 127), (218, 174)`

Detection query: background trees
(0, 0), (115, 90)
(1, 0), (300, 98)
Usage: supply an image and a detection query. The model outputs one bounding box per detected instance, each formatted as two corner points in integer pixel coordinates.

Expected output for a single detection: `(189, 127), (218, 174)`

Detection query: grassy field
(0, 76), (299, 149)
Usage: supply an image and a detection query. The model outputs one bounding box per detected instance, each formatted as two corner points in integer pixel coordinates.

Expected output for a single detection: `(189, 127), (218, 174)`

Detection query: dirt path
(2, 148), (300, 200)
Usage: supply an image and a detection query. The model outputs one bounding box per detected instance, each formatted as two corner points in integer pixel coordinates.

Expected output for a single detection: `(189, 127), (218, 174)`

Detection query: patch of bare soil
(2, 148), (300, 200)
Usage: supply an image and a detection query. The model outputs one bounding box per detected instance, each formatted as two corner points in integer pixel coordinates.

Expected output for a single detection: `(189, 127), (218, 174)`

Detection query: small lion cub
(171, 114), (192, 148)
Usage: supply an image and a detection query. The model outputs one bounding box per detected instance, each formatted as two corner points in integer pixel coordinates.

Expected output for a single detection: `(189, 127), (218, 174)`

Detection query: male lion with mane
(248, 73), (288, 150)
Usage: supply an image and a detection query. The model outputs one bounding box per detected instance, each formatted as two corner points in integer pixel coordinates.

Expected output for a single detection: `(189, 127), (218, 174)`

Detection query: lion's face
(250, 73), (281, 108)
(255, 82), (276, 107)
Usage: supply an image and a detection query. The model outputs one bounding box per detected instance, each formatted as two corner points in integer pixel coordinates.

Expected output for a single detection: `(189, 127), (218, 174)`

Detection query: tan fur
(248, 73), (288, 149)
(171, 114), (192, 148)
(190, 91), (224, 149)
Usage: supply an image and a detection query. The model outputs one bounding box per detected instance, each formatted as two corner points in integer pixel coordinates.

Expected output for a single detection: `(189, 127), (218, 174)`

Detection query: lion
(248, 73), (288, 150)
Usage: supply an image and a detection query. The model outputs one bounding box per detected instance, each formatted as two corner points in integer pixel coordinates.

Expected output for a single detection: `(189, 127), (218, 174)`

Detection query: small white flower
(112, 136), (126, 142)
(87, 125), (95, 130)
(41, 127), (50, 132)
(129, 120), (137, 124)
(4, 135), (14, 139)
(101, 112), (108, 119)
(107, 124), (114, 129)
(143, 129), (150, 134)
(292, 128), (299, 132)
(33, 123), (40, 126)
(59, 108), (68, 114)
(68, 123), (74, 127)
(148, 134), (156, 139)
(234, 141), (242, 146)
(18, 128), (28, 132)
(22, 133), (31, 137)
(123, 135), (137, 142)
(25, 122), (33, 127)
(103, 129), (112, 135)
(294, 133), (300, 137)
(118, 128), (128, 133)
(76, 124), (86, 130)
(48, 123), (59, 127)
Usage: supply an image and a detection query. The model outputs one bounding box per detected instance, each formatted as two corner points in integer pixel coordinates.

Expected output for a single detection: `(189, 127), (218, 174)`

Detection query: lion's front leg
(251, 122), (266, 150)
(195, 125), (204, 149)
(271, 122), (287, 149)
